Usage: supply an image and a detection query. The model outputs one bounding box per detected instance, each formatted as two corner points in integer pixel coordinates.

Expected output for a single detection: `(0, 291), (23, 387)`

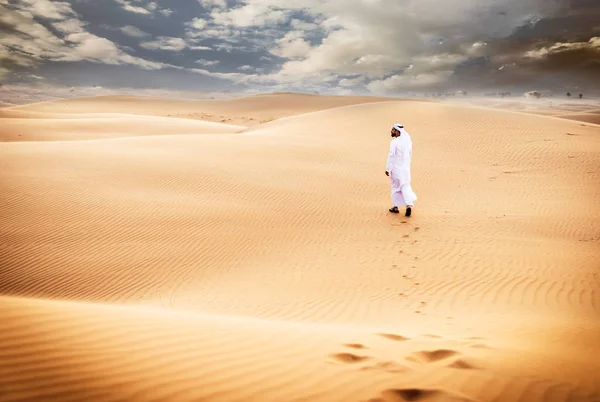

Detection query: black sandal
(405, 207), (412, 217)
(389, 207), (399, 213)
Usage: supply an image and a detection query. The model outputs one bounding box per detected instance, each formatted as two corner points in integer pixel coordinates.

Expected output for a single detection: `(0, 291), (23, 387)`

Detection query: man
(385, 123), (417, 216)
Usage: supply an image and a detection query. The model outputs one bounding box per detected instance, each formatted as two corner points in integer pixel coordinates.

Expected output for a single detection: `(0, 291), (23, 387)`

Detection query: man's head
(391, 123), (403, 137)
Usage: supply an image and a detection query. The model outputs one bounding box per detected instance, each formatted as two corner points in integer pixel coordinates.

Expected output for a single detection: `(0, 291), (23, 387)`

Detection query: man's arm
(386, 140), (395, 175)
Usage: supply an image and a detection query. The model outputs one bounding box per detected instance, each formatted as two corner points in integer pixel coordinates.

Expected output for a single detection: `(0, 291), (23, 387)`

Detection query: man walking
(386, 123), (417, 216)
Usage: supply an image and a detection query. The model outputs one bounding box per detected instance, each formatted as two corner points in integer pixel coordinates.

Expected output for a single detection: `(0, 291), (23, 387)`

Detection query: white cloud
(210, 4), (289, 27)
(0, 3), (169, 72)
(188, 0), (566, 92)
(189, 45), (212, 50)
(141, 36), (212, 52)
(196, 59), (220, 66)
(198, 0), (227, 9)
(367, 71), (454, 92)
(18, 0), (75, 20)
(524, 37), (600, 59)
(114, 0), (169, 15)
(141, 36), (187, 51)
(119, 25), (150, 38)
(53, 19), (87, 34)
(189, 68), (252, 81)
(214, 43), (235, 52)
(186, 18), (208, 30)
(2, 0), (586, 93)
(270, 31), (312, 60)
(339, 76), (367, 87)
(115, 0), (151, 14)
(290, 18), (319, 32)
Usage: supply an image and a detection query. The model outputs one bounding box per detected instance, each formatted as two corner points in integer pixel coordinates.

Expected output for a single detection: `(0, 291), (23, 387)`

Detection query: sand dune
(446, 97), (600, 126)
(8, 93), (399, 126)
(1, 94), (599, 401)
(1, 296), (598, 402)
(0, 113), (245, 142)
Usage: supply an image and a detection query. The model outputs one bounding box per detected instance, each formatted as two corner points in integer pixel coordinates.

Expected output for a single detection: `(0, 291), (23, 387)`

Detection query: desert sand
(1, 93), (599, 402)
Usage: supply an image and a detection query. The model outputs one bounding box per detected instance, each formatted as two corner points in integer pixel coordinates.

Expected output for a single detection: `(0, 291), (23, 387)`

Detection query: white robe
(386, 129), (417, 206)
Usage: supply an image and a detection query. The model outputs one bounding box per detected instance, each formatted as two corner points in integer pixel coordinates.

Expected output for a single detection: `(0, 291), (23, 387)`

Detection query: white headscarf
(393, 123), (412, 147)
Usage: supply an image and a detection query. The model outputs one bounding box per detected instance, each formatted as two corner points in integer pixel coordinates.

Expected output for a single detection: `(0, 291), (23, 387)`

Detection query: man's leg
(400, 183), (416, 217)
(389, 176), (404, 213)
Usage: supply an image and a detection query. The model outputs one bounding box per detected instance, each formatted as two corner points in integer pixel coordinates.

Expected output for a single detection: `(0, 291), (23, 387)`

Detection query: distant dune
(1, 93), (599, 401)
(5, 93), (400, 127)
(445, 96), (600, 126)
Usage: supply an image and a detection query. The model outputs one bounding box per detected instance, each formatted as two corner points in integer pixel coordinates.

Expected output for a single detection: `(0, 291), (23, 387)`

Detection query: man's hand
(385, 171), (389, 176)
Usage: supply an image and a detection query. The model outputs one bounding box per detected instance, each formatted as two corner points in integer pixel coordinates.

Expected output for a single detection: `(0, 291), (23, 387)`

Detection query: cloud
(18, 0), (75, 20)
(198, 0), (227, 9)
(141, 36), (212, 52)
(186, 18), (208, 30)
(114, 0), (170, 16)
(185, 0), (580, 93)
(210, 3), (290, 27)
(114, 0), (151, 15)
(120, 25), (151, 38)
(338, 76), (367, 87)
(53, 19), (87, 34)
(524, 37), (600, 59)
(196, 59), (220, 66)
(270, 32), (312, 60)
(290, 18), (319, 32)
(367, 71), (454, 92)
(141, 36), (187, 51)
(2, 0), (600, 94)
(0, 2), (169, 74)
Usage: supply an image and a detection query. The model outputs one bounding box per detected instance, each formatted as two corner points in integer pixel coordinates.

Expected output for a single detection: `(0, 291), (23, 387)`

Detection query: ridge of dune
(0, 113), (245, 142)
(6, 92), (407, 126)
(1, 295), (599, 402)
(441, 98), (600, 126)
(1, 97), (599, 401)
(247, 99), (600, 134)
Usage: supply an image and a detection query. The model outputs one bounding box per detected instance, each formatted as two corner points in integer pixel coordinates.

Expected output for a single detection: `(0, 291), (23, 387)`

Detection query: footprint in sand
(344, 343), (367, 349)
(377, 333), (410, 342)
(448, 358), (479, 370)
(368, 388), (474, 402)
(414, 227), (420, 232)
(468, 343), (491, 349)
(329, 353), (370, 364)
(406, 349), (459, 363)
(361, 360), (408, 374)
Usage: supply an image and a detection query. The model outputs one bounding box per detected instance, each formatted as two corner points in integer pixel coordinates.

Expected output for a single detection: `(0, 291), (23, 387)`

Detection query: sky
(1, 0), (599, 96)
